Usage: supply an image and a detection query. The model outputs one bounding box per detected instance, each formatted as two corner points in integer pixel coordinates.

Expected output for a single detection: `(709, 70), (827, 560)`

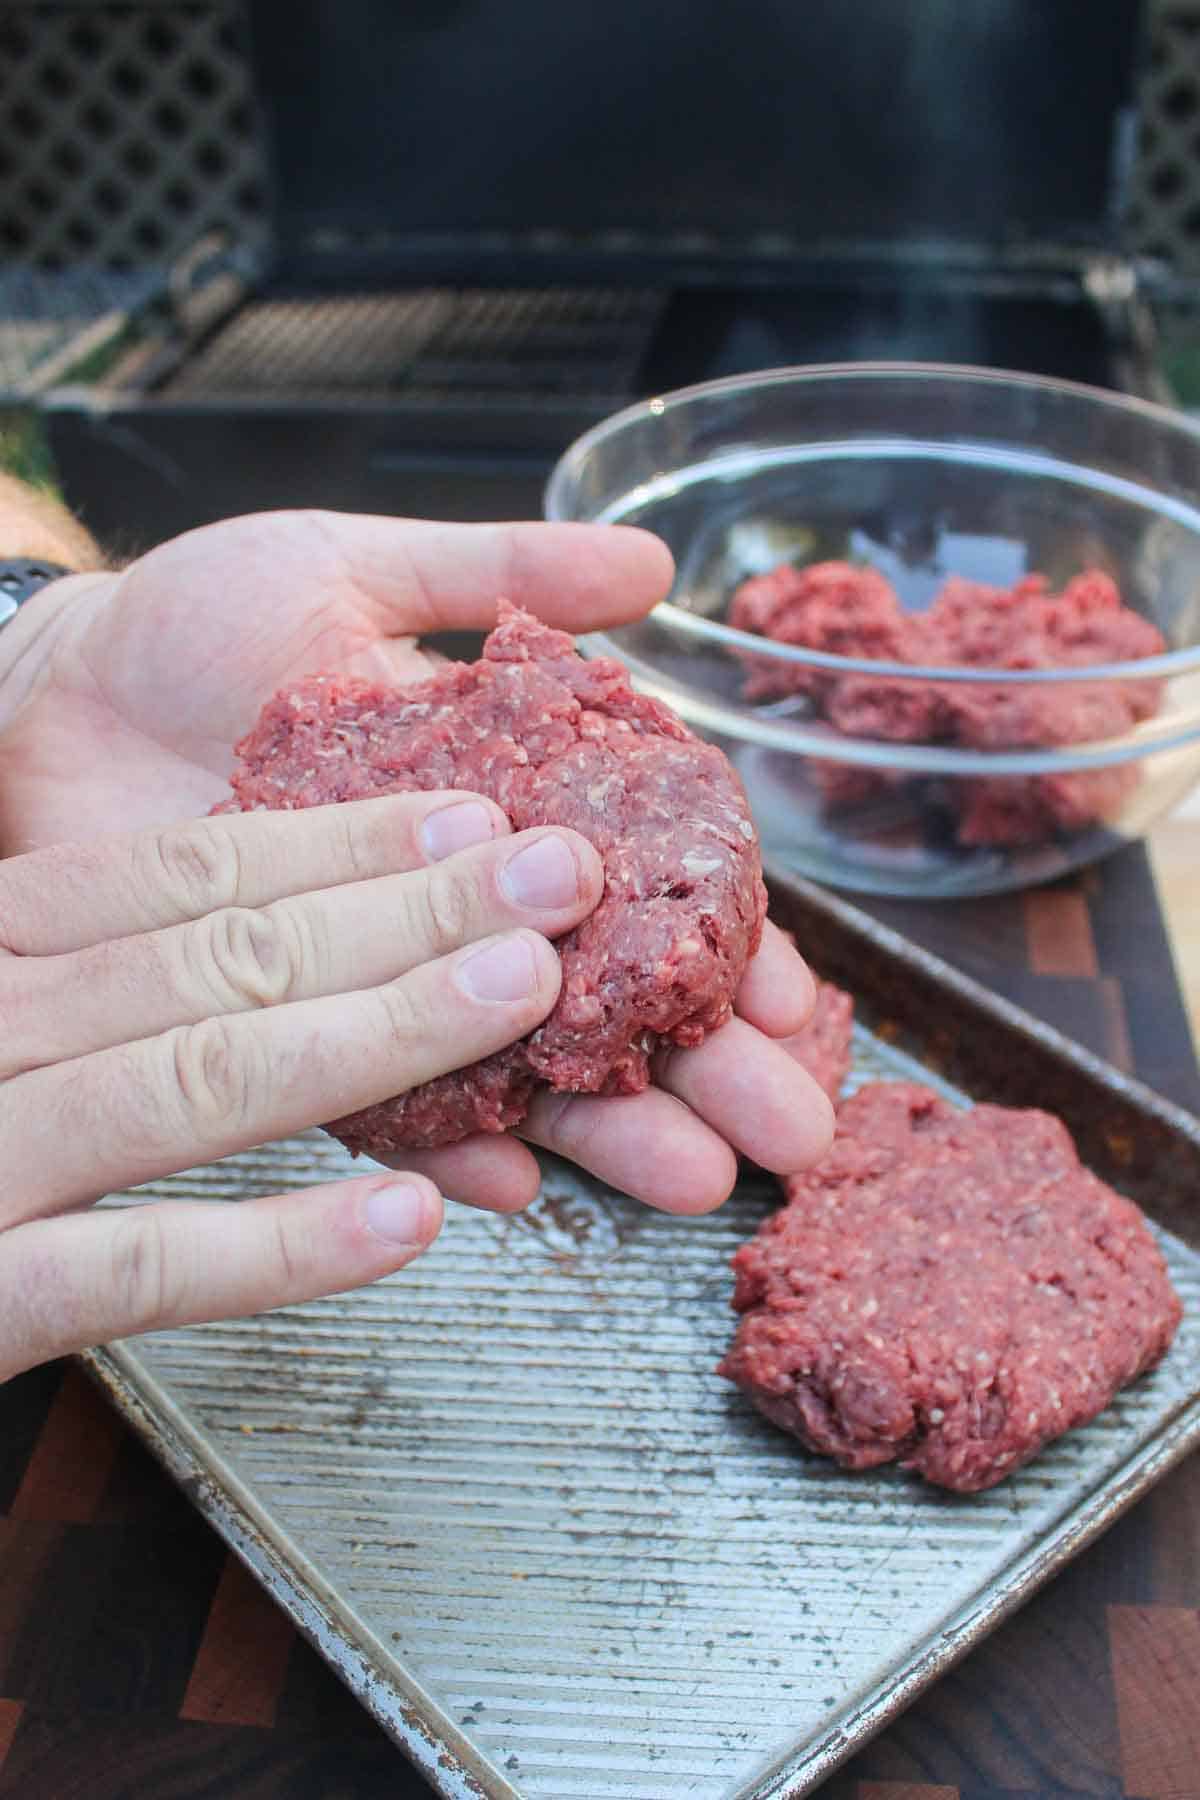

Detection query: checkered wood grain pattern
(1, 845), (1197, 1800)
(863, 847), (1200, 1117)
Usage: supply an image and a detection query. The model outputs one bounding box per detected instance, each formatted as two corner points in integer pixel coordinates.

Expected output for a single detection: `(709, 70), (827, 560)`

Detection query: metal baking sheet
(85, 874), (1200, 1800)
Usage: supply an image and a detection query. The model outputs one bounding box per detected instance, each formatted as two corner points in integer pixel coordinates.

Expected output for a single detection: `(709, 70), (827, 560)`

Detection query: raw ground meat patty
(223, 602), (767, 1152)
(783, 977), (854, 1104)
(729, 562), (1166, 847)
(718, 1082), (1182, 1492)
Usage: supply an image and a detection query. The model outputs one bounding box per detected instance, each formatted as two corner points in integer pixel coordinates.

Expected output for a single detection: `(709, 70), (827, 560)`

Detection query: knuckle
(0, 874), (20, 954)
(537, 1090), (603, 1160)
(271, 1211), (301, 1292)
(411, 865), (480, 958)
(109, 1208), (176, 1336)
(141, 820), (245, 918)
(370, 979), (425, 1050)
(292, 505), (339, 538)
(0, 959), (43, 1078)
(167, 1015), (256, 1134)
(201, 904), (306, 1010)
(334, 802), (383, 883)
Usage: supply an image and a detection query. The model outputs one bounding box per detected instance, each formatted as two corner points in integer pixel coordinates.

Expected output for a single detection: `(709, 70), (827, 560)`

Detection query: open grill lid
(246, 0), (1142, 290)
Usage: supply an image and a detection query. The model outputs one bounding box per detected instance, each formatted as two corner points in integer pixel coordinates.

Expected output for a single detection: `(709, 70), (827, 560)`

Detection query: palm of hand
(2, 513), (443, 848)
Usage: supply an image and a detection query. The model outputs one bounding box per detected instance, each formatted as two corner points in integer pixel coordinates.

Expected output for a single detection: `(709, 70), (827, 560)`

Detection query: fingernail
(500, 834), (580, 909)
(458, 933), (540, 1002)
(421, 800), (496, 861)
(365, 1182), (432, 1245)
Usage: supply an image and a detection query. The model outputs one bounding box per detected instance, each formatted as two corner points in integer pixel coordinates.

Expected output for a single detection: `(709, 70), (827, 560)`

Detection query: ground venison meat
(928, 570), (1165, 699)
(729, 562), (1166, 847)
(223, 602), (767, 1153)
(782, 978), (854, 1103)
(718, 1081), (1181, 1492)
(731, 562), (913, 707)
(955, 766), (1142, 849)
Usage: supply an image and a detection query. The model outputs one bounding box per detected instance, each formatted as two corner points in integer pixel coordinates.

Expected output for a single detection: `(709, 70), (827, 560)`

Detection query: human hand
(0, 511), (680, 845)
(0, 511), (833, 1225)
(0, 790), (621, 1379)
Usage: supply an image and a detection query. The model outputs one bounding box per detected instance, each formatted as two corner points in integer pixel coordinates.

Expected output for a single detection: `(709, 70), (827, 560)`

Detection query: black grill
(0, 0), (1171, 550)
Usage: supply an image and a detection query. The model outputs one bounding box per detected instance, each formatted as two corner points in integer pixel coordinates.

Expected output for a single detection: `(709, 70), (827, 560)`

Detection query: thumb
(0, 1173), (443, 1381)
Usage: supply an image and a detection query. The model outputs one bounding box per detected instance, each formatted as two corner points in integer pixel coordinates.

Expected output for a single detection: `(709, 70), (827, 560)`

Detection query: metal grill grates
(159, 287), (668, 403)
(161, 292), (455, 397)
(405, 288), (668, 396)
(0, 2), (269, 271)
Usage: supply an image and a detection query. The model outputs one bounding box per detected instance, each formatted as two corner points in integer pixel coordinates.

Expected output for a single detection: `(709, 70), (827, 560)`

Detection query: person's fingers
(653, 1017), (836, 1174)
(520, 1086), (739, 1215)
(379, 1132), (543, 1215)
(0, 928), (563, 1225)
(4, 827), (603, 1075)
(734, 920), (817, 1038)
(0, 1171), (443, 1382)
(0, 792), (512, 956)
(396, 1011), (837, 1216)
(308, 514), (676, 637)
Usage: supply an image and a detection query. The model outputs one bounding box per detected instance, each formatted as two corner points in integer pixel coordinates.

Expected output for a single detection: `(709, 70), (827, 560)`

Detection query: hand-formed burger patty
(223, 603), (767, 1152)
(718, 1082), (1181, 1491)
(782, 978), (854, 1104)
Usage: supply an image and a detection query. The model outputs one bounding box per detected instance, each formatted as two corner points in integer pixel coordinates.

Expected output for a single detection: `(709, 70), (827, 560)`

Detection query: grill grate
(406, 287), (667, 396)
(160, 292), (455, 396)
(158, 287), (668, 403)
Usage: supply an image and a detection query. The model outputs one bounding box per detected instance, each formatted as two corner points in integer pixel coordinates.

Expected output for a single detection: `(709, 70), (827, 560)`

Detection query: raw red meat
(783, 978), (854, 1103)
(223, 603), (767, 1152)
(730, 561), (1166, 847)
(731, 561), (912, 705)
(955, 766), (1141, 848)
(719, 1081), (1181, 1492)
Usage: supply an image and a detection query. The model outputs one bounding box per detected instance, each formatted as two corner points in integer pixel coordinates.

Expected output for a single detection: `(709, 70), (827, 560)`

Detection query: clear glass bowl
(545, 363), (1200, 897)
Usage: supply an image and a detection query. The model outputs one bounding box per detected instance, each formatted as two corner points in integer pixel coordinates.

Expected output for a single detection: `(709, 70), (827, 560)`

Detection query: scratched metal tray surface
(85, 877), (1200, 1800)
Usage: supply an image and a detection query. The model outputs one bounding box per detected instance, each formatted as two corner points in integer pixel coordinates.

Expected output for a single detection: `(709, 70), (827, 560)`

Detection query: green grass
(0, 409), (59, 492)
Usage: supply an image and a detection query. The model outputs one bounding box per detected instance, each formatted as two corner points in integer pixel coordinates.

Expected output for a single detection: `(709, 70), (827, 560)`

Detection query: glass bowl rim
(581, 628), (1200, 775)
(544, 359), (1200, 687)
